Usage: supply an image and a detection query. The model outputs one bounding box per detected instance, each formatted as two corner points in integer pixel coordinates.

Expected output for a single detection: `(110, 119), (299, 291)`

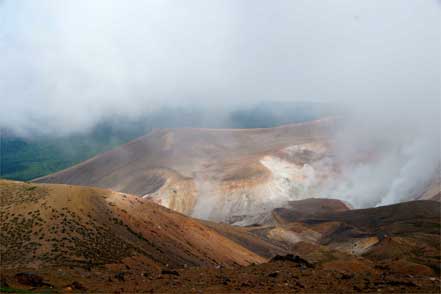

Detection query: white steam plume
(321, 103), (440, 208)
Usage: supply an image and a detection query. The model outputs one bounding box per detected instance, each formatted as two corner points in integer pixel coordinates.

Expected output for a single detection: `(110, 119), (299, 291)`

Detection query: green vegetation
(228, 101), (330, 129)
(1, 135), (128, 181)
(1, 121), (149, 181)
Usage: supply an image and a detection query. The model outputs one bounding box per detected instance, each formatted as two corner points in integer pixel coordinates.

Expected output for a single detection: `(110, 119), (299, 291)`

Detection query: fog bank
(1, 0), (439, 134)
(0, 0), (439, 207)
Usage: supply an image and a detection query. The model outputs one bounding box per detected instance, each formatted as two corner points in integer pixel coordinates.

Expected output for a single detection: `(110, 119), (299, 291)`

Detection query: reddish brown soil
(0, 180), (269, 271)
(2, 258), (440, 293)
(1, 180), (440, 293)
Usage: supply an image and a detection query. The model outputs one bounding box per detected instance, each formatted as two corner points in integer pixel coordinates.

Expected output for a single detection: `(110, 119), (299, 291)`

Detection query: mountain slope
(32, 118), (439, 225)
(0, 180), (274, 272)
(267, 199), (441, 274)
(1, 181), (439, 293)
(33, 119), (337, 224)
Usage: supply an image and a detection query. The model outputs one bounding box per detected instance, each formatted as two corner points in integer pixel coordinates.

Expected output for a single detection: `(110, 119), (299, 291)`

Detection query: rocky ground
(1, 180), (440, 293)
(1, 256), (440, 293)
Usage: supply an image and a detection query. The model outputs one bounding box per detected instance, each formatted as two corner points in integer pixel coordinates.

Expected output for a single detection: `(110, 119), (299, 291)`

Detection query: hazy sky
(0, 0), (439, 134)
(0, 0), (439, 207)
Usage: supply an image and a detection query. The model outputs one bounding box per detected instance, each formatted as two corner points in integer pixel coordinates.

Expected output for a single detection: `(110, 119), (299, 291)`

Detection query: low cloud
(0, 0), (439, 207)
(1, 0), (439, 135)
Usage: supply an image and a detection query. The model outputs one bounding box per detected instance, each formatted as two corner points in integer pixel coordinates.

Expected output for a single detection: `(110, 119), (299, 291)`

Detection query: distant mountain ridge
(1, 102), (330, 181)
(34, 118), (339, 224)
(33, 116), (440, 224)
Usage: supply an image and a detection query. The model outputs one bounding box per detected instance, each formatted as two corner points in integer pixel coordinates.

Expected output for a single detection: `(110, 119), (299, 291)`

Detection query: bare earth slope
(272, 198), (351, 224)
(0, 180), (271, 273)
(1, 181), (439, 293)
(268, 199), (441, 276)
(34, 119), (337, 224)
(33, 118), (439, 225)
